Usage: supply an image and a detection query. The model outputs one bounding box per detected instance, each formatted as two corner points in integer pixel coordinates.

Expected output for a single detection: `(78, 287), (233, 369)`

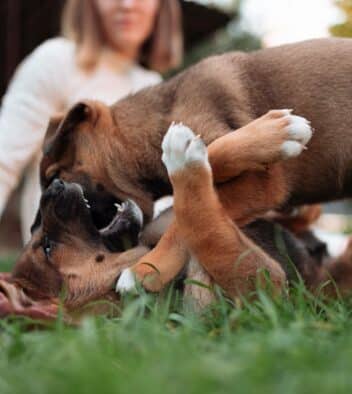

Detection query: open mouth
(45, 180), (144, 252)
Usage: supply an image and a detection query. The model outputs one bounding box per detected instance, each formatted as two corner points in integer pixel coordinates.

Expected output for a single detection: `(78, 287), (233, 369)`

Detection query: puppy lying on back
(0, 179), (148, 319)
(1, 126), (352, 320)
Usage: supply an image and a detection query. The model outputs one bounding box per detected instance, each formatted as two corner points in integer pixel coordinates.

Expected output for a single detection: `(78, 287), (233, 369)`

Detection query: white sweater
(0, 38), (162, 243)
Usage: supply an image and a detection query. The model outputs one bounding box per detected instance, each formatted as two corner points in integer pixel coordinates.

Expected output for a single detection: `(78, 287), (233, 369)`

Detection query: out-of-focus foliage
(181, 26), (261, 70)
(166, 3), (262, 77)
(193, 0), (240, 13)
(330, 0), (352, 37)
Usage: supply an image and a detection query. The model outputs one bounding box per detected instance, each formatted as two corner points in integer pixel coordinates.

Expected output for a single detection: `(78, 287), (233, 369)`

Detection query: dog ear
(0, 273), (60, 321)
(30, 210), (42, 234)
(43, 102), (92, 158)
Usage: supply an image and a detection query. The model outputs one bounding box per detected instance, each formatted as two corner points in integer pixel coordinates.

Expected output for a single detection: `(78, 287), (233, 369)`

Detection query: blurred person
(0, 0), (183, 244)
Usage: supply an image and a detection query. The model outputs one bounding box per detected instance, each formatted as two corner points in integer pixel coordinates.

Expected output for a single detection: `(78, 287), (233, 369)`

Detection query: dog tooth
(115, 203), (123, 212)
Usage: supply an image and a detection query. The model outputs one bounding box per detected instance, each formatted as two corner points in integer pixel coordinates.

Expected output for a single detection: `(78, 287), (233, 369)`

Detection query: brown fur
(37, 38), (352, 294)
(8, 181), (149, 314)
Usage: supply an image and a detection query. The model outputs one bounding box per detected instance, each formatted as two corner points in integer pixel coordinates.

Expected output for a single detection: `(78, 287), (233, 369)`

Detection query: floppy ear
(30, 209), (42, 234)
(42, 114), (64, 155)
(40, 102), (93, 188)
(43, 102), (92, 158)
(0, 273), (60, 321)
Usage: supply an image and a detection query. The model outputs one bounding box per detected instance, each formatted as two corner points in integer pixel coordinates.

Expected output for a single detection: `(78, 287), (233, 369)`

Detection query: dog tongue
(0, 273), (59, 321)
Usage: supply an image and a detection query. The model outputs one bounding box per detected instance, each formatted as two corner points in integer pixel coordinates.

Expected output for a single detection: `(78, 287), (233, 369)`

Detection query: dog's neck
(109, 83), (176, 198)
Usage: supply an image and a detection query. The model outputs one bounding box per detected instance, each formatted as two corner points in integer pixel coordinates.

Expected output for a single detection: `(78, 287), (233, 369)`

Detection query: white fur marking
(278, 113), (313, 158)
(286, 114), (313, 145)
(129, 200), (144, 228)
(162, 123), (210, 175)
(115, 268), (137, 294)
(313, 229), (349, 258)
(280, 141), (303, 158)
(153, 196), (174, 219)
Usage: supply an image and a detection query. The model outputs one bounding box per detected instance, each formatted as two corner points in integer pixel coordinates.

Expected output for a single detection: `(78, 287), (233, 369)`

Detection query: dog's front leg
(116, 221), (189, 292)
(209, 109), (312, 183)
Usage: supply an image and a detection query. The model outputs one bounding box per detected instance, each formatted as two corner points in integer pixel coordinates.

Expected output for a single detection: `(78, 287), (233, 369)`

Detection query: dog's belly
(246, 39), (352, 205)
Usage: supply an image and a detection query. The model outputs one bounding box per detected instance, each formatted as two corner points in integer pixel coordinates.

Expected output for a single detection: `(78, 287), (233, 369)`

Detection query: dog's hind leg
(158, 124), (286, 297)
(116, 220), (190, 293)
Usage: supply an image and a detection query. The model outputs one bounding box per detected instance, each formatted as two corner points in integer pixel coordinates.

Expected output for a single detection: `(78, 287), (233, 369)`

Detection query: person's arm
(0, 39), (69, 219)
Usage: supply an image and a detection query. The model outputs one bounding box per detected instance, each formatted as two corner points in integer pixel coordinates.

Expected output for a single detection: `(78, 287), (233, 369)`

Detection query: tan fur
(170, 162), (286, 297)
(38, 38), (352, 295)
(13, 228), (149, 310)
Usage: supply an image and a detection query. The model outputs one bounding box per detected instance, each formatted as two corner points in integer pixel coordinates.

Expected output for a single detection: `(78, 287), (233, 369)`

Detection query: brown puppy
(1, 166), (350, 317)
(1, 174), (349, 318)
(0, 179), (148, 316)
(40, 38), (352, 291)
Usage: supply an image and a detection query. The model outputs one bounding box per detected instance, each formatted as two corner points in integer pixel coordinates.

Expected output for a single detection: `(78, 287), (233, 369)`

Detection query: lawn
(1, 257), (352, 394)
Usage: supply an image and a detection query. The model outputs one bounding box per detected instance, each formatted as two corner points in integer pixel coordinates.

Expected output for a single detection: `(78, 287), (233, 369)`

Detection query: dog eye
(42, 236), (53, 258)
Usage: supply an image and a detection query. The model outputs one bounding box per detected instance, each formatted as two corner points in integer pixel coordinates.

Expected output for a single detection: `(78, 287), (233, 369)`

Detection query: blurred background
(0, 0), (350, 259)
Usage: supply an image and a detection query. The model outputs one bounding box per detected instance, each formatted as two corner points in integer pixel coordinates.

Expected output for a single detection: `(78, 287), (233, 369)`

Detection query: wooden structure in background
(1, 0), (65, 97)
(0, 0), (65, 254)
(0, 0), (231, 254)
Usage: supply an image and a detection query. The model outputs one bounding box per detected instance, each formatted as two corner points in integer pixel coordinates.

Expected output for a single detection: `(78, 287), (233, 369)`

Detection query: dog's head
(40, 101), (156, 228)
(0, 179), (148, 318)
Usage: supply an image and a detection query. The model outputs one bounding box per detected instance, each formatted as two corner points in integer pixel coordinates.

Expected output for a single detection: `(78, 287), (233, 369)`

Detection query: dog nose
(51, 178), (64, 192)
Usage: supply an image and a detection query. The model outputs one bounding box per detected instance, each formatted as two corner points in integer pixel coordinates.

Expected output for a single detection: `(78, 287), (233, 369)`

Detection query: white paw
(286, 114), (312, 145)
(281, 113), (313, 158)
(115, 268), (137, 294)
(161, 123), (210, 175)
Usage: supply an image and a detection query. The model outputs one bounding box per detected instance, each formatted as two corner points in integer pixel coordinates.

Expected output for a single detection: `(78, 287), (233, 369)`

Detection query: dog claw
(114, 203), (124, 212)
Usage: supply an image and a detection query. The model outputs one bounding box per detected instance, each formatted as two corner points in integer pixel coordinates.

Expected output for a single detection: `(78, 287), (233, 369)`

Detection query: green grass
(0, 256), (18, 273)
(1, 257), (352, 394)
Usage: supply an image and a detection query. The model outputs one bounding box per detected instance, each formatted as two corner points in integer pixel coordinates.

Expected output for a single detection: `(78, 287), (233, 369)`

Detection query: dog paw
(286, 113), (312, 145)
(162, 123), (210, 175)
(259, 109), (312, 160)
(280, 111), (312, 158)
(115, 268), (137, 294)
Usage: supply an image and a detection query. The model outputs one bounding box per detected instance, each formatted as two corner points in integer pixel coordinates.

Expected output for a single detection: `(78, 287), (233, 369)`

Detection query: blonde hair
(61, 0), (183, 73)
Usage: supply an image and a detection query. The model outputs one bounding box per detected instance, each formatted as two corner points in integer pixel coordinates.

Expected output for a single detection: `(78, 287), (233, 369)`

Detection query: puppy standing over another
(2, 124), (352, 316)
(39, 38), (352, 292)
